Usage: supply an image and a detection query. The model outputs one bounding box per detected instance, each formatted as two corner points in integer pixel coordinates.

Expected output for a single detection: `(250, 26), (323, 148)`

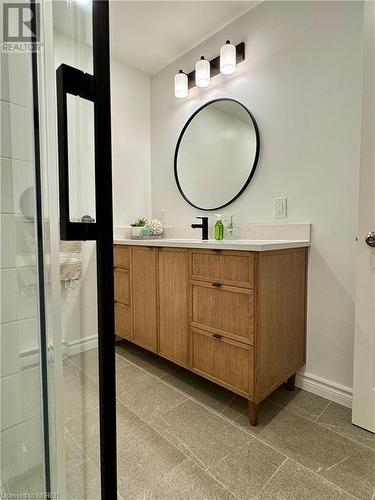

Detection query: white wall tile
(1, 416), (43, 481)
(13, 160), (35, 216)
(1, 372), (22, 430)
(0, 269), (17, 323)
(0, 321), (20, 377)
(15, 218), (35, 257)
(0, 101), (33, 162)
(0, 214), (16, 268)
(0, 53), (32, 108)
(17, 317), (38, 355)
(16, 266), (37, 320)
(1, 367), (41, 431)
(0, 157), (14, 214)
(20, 366), (42, 420)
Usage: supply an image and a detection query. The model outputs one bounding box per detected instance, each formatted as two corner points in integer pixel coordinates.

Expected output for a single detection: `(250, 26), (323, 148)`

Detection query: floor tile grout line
(286, 457), (361, 500)
(256, 456), (288, 497)
(64, 427), (91, 465)
(218, 395), (236, 416)
(227, 415), (362, 500)
(119, 402), (194, 464)
(115, 354), (239, 422)
(314, 400), (331, 422)
(141, 457), (191, 499)
(205, 453), (231, 473)
(233, 396), (375, 454)
(204, 466), (241, 499)
(116, 402), (239, 499)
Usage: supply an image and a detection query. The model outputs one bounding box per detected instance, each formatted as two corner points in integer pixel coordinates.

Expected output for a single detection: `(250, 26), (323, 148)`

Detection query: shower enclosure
(1, 0), (116, 497)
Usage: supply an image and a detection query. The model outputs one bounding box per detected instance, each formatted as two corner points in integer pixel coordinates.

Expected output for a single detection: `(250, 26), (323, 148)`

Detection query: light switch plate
(274, 197), (287, 219)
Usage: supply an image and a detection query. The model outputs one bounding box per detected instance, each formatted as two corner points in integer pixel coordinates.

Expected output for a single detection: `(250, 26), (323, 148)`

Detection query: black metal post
(92, 1), (117, 498)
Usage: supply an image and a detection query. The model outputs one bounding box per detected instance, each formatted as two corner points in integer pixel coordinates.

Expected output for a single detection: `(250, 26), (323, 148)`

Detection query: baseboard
(66, 335), (98, 357)
(63, 338), (353, 408)
(296, 371), (353, 408)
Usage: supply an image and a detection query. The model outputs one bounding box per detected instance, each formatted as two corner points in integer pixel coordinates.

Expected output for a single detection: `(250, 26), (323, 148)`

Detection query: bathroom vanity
(113, 238), (308, 425)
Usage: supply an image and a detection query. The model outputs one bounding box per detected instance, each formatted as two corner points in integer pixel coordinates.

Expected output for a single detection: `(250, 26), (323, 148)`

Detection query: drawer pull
(212, 249), (222, 253)
(212, 282), (222, 288)
(212, 333), (222, 340)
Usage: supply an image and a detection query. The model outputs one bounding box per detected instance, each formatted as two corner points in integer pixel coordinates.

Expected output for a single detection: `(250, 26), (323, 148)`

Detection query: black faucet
(191, 217), (209, 240)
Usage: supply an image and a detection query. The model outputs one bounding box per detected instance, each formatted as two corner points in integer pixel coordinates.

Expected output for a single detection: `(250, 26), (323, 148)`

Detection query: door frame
(352, 0), (375, 433)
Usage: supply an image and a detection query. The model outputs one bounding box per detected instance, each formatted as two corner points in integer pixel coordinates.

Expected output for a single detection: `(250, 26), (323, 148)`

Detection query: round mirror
(174, 98), (260, 211)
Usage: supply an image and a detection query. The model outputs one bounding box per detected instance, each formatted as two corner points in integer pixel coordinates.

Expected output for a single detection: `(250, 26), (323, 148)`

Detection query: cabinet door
(114, 268), (130, 304)
(132, 247), (157, 351)
(115, 302), (132, 340)
(159, 249), (189, 365)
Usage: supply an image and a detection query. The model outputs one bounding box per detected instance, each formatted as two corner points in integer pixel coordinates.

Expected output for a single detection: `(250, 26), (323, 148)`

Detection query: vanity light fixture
(220, 40), (236, 75)
(195, 56), (210, 88)
(175, 70), (188, 98)
(174, 42), (245, 98)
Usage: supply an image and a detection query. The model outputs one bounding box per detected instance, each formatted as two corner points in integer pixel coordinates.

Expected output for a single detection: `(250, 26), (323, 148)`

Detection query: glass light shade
(220, 41), (236, 75)
(195, 57), (210, 88)
(174, 70), (188, 98)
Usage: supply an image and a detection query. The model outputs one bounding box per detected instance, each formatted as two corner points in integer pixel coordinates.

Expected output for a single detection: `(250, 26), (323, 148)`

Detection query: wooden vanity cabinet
(114, 244), (308, 426)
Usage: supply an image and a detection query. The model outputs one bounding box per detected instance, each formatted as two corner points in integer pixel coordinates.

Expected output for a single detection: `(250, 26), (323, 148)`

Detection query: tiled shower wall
(0, 48), (44, 488)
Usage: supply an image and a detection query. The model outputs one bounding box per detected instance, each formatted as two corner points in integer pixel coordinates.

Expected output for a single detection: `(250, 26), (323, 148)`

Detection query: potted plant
(130, 218), (147, 239)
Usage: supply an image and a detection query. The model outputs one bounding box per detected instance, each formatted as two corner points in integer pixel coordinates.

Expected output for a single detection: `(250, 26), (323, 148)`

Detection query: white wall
(111, 61), (151, 226)
(150, 1), (364, 392)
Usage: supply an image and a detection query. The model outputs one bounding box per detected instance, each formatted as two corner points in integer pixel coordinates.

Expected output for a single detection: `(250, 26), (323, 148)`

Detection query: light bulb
(220, 40), (236, 75)
(174, 70), (188, 98)
(195, 56), (210, 88)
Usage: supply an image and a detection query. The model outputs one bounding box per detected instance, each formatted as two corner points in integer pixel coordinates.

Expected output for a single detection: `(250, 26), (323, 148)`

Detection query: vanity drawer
(191, 250), (254, 288)
(114, 245), (130, 269)
(114, 268), (130, 304)
(115, 302), (132, 340)
(191, 328), (253, 396)
(191, 281), (254, 344)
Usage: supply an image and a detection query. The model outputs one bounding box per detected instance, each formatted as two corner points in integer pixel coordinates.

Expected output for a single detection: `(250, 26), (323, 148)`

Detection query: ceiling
(109, 1), (258, 75)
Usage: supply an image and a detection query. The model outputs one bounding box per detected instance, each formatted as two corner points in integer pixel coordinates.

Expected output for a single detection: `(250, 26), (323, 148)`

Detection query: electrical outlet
(274, 197), (287, 219)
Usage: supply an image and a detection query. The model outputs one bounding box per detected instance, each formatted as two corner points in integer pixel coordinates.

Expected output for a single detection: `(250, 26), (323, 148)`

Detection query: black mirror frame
(174, 98), (260, 211)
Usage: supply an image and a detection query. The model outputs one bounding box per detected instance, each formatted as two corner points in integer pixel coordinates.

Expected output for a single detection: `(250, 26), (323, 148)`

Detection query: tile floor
(9, 341), (375, 499)
(61, 341), (375, 500)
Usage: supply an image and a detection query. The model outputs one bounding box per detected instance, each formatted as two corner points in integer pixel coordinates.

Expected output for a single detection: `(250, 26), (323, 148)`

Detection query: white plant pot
(131, 227), (143, 239)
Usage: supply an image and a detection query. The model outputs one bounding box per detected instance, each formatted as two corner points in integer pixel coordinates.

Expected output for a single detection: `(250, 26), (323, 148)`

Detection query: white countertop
(113, 238), (310, 252)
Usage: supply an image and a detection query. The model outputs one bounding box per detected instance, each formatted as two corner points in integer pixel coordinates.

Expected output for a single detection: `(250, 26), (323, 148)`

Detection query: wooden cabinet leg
(287, 373), (296, 391)
(249, 401), (259, 426)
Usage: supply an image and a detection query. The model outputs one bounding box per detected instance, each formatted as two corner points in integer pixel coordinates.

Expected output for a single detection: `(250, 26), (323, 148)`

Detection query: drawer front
(191, 328), (252, 396)
(114, 246), (130, 269)
(192, 250), (254, 288)
(115, 302), (132, 340)
(192, 281), (254, 344)
(114, 268), (130, 304)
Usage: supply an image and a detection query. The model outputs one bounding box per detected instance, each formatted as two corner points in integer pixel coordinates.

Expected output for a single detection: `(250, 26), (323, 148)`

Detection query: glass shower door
(0, 8), (48, 497)
(45, 0), (117, 498)
(1, 0), (116, 498)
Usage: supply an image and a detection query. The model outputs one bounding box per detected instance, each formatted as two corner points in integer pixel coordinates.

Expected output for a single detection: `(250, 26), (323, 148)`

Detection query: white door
(352, 1), (375, 433)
